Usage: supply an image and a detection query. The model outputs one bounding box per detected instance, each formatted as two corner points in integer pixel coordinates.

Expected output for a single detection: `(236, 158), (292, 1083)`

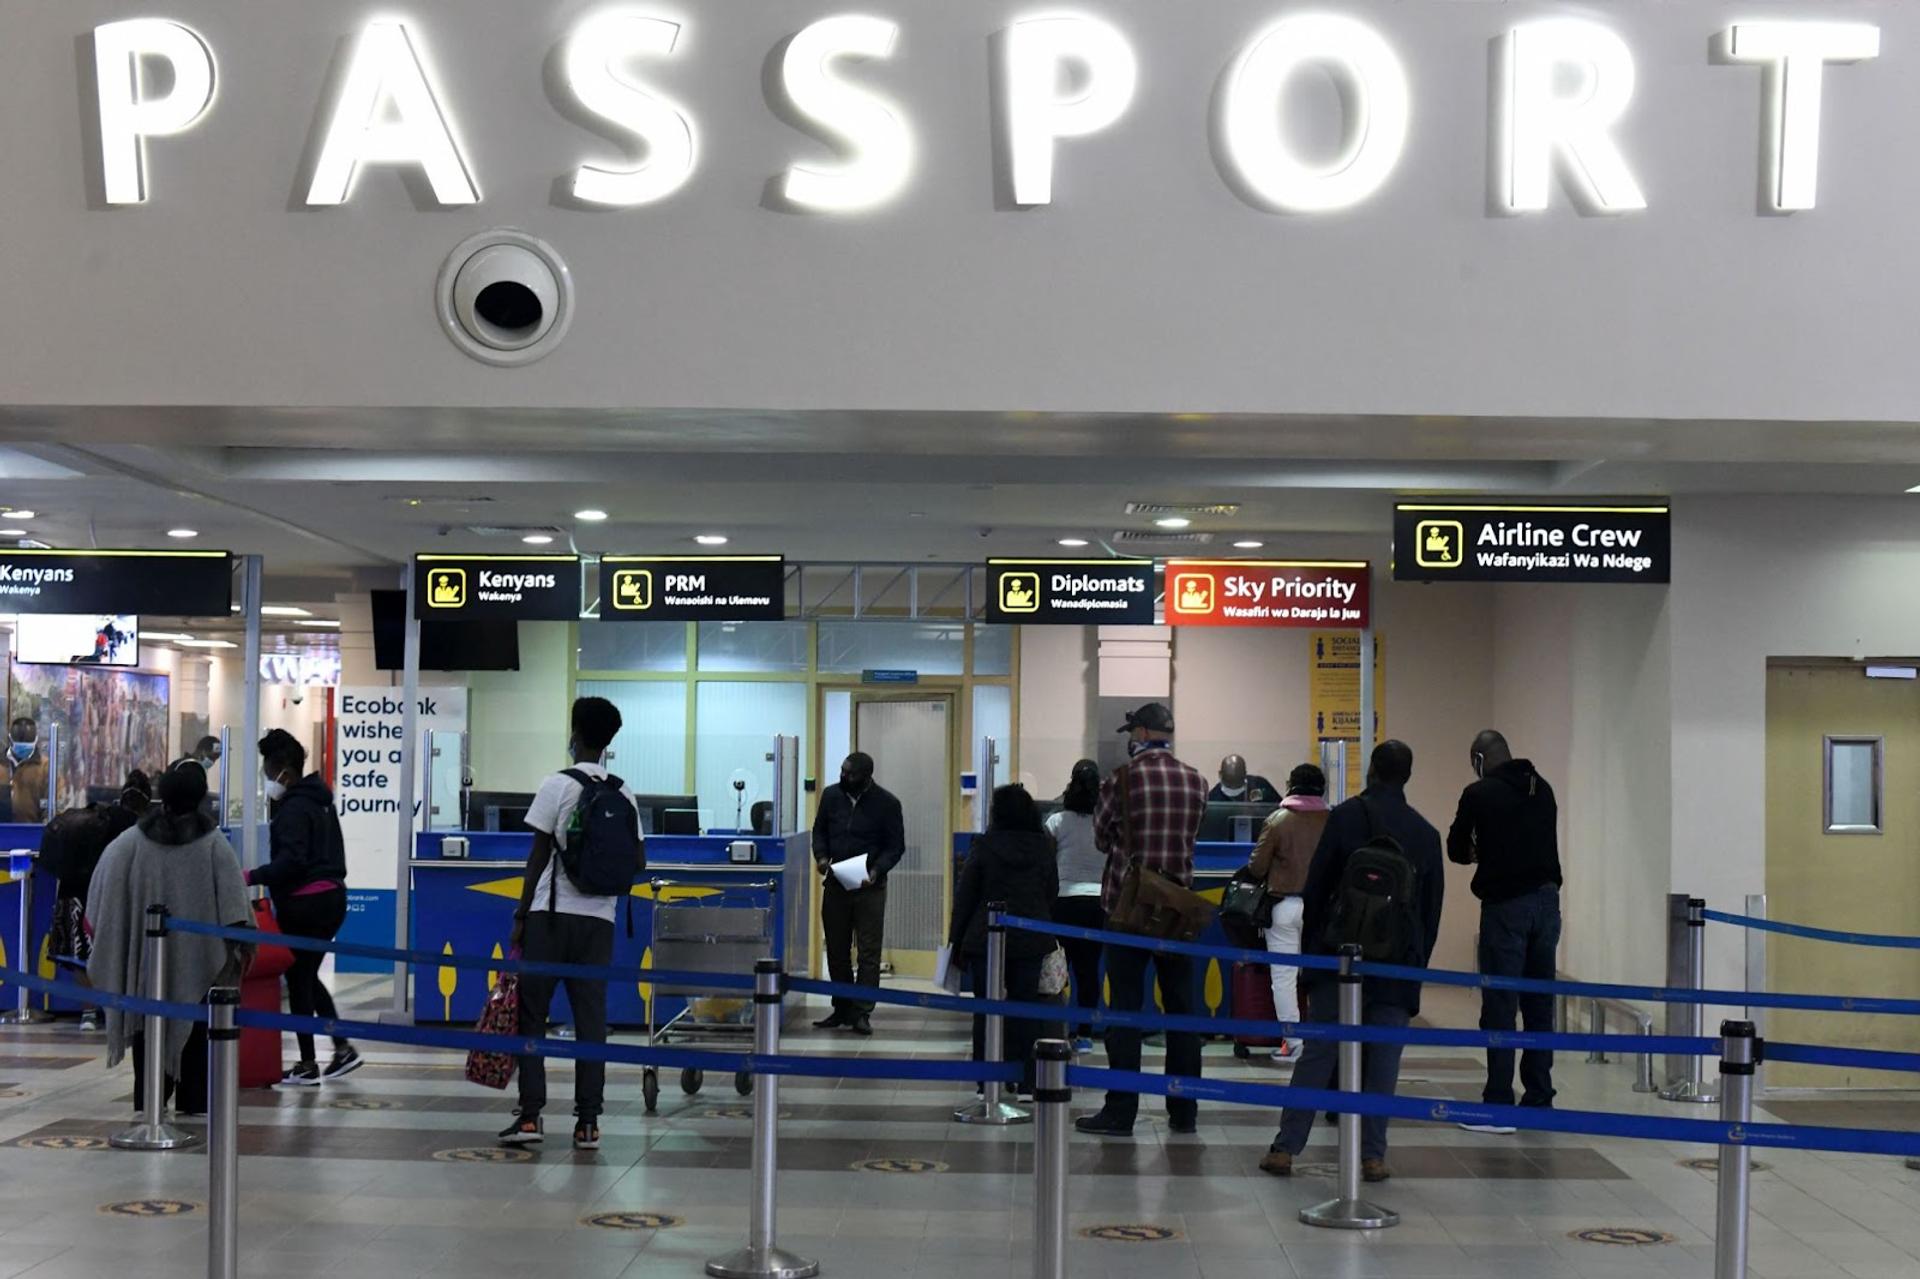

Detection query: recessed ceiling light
(695, 534), (730, 546)
(1233, 540), (1265, 550)
(522, 534), (555, 545)
(1058, 538), (1089, 548)
(260, 605), (312, 618)
(0, 530), (25, 538)
(166, 528), (199, 539)
(143, 631), (196, 643)
(177, 639), (238, 649)
(574, 509), (609, 522)
(296, 619), (342, 629)
(1153, 516), (1192, 530)
(1908, 485), (1920, 494)
(4, 511), (34, 521)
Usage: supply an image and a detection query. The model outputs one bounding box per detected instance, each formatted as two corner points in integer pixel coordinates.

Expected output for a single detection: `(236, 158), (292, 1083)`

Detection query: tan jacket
(1245, 803), (1330, 897)
(10, 754), (47, 823)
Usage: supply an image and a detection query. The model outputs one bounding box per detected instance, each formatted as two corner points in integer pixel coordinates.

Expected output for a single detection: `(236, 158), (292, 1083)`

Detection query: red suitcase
(1231, 962), (1286, 1057)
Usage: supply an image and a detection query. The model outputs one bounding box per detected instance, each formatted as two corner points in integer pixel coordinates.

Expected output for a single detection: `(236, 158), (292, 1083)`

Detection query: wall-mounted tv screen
(13, 614), (140, 667)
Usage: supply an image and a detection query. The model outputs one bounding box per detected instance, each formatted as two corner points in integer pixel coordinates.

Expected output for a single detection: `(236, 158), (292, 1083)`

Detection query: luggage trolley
(641, 877), (778, 1113)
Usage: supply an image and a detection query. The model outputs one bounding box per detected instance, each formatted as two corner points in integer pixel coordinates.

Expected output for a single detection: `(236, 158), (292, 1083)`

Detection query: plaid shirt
(1094, 745), (1208, 912)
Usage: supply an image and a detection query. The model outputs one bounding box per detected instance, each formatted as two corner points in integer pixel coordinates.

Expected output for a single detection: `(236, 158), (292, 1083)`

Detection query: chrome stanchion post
(1302, 945), (1397, 1231)
(207, 987), (240, 1279)
(707, 959), (817, 1279)
(954, 904), (1031, 1125)
(1, 850), (50, 1024)
(1662, 898), (1718, 1104)
(110, 906), (198, 1151)
(1032, 1040), (1070, 1279)
(1714, 1021), (1757, 1279)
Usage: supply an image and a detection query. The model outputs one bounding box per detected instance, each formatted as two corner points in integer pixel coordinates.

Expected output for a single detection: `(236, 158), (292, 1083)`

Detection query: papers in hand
(829, 855), (870, 891)
(934, 944), (965, 995)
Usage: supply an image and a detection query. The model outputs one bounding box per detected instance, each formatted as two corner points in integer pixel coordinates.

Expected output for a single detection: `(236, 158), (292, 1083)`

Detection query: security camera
(436, 230), (575, 367)
(287, 688), (305, 706)
(977, 527), (994, 539)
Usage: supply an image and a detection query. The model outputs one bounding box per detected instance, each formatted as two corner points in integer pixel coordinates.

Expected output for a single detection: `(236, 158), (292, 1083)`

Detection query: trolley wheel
(681, 1067), (704, 1095)
(1233, 1044), (1250, 1060)
(734, 1069), (752, 1097)
(642, 1068), (660, 1114)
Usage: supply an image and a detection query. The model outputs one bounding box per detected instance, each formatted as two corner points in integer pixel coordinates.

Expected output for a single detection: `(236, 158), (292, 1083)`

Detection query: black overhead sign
(986, 558), (1156, 625)
(413, 554), (581, 620)
(0, 549), (232, 615)
(600, 556), (785, 621)
(1393, 502), (1670, 584)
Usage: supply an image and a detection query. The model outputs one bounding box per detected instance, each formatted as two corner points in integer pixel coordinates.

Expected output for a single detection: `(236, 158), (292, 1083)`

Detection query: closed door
(853, 696), (953, 978)
(1765, 663), (1920, 1087)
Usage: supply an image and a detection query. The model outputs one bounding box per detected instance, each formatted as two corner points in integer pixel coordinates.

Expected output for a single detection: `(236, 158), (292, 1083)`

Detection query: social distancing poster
(1308, 631), (1383, 797)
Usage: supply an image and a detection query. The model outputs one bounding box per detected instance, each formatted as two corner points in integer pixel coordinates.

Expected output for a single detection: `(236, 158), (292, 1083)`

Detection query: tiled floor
(1, 980), (1917, 1279)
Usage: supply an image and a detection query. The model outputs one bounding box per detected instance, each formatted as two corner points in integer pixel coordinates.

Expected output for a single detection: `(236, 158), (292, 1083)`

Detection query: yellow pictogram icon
(1171, 573), (1212, 614)
(999, 572), (1039, 613)
(427, 568), (467, 608)
(612, 569), (653, 611)
(1414, 520), (1464, 569)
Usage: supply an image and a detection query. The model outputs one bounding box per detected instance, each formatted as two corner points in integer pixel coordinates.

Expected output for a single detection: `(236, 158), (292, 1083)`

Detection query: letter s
(564, 8), (698, 207)
(779, 15), (913, 212)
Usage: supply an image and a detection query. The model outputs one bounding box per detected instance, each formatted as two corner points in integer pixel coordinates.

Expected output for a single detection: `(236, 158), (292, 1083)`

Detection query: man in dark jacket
(812, 752), (906, 1036)
(1260, 740), (1444, 1183)
(1448, 730), (1562, 1121)
(250, 729), (357, 1084)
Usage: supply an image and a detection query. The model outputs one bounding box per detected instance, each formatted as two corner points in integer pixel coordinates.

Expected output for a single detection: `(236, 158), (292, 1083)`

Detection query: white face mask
(264, 778), (288, 802)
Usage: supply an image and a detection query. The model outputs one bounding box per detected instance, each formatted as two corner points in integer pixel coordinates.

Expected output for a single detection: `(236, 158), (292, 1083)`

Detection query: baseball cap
(1117, 702), (1175, 734)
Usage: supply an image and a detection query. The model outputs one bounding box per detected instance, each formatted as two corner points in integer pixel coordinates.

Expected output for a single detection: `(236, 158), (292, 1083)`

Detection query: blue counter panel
(0, 825), (83, 1014)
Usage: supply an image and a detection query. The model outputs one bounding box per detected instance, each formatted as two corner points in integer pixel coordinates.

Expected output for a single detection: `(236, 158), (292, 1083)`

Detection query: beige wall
(468, 622), (569, 794)
(1016, 625), (1098, 798)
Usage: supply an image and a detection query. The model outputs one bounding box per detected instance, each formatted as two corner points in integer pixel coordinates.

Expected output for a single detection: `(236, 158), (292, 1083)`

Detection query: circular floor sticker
(0, 1087), (30, 1100)
(99, 1199), (201, 1219)
(581, 1211), (684, 1231)
(330, 1098), (401, 1112)
(1681, 1156), (1772, 1174)
(852, 1157), (947, 1174)
(1079, 1224), (1184, 1243)
(1293, 1162), (1340, 1179)
(1570, 1228), (1676, 1247)
(17, 1135), (108, 1152)
(433, 1146), (537, 1165)
(702, 1106), (791, 1120)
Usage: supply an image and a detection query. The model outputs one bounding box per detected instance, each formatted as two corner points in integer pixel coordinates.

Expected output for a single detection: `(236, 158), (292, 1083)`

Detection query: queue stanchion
(1661, 898), (1719, 1105)
(1302, 945), (1397, 1231)
(207, 987), (240, 1279)
(1714, 1021), (1757, 1279)
(954, 904), (1030, 1126)
(0, 850), (50, 1025)
(1031, 1040), (1070, 1279)
(110, 906), (199, 1151)
(707, 959), (818, 1279)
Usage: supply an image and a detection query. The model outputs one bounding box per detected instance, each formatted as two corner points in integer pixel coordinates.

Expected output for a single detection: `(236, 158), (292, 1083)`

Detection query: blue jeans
(1478, 885), (1562, 1108)
(1272, 997), (1410, 1163)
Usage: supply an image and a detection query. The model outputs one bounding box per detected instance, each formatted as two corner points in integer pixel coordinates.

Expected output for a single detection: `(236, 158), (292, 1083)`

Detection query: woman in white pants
(1245, 764), (1332, 1061)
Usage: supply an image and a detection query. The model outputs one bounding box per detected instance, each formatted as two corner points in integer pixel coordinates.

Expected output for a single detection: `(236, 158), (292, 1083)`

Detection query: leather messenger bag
(1103, 763), (1216, 942)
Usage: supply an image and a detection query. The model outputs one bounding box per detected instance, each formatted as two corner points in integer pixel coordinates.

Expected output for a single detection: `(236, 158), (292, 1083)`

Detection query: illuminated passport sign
(1165, 560), (1370, 628)
(1392, 502), (1670, 583)
(600, 555), (785, 621)
(986, 559), (1155, 625)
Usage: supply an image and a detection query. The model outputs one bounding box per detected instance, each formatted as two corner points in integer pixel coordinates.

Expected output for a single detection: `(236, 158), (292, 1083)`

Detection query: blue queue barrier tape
(1704, 910), (1920, 951)
(0, 964), (208, 1023)
(785, 976), (1716, 1057)
(1767, 1041), (1920, 1074)
(1001, 914), (1920, 1017)
(163, 918), (755, 992)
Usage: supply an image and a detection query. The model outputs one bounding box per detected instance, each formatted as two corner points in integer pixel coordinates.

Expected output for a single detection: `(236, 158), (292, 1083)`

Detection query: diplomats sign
(1166, 560), (1370, 628)
(600, 555), (785, 621)
(414, 554), (581, 620)
(986, 559), (1155, 625)
(0, 548), (230, 615)
(1393, 502), (1670, 583)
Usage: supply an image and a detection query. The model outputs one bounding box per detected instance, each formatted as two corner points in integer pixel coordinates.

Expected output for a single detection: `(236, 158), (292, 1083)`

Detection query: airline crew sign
(1392, 502), (1670, 583)
(1166, 560), (1370, 628)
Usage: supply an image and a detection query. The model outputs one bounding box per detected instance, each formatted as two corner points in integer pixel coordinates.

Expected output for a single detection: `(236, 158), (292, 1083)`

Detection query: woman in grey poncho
(87, 761), (251, 1116)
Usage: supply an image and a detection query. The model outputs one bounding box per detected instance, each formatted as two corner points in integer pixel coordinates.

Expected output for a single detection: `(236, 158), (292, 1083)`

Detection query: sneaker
(1268, 1043), (1299, 1063)
(1071, 1038), (1094, 1056)
(322, 1046), (364, 1081)
(277, 1062), (322, 1088)
(1457, 1122), (1518, 1135)
(572, 1121), (600, 1151)
(78, 1011), (101, 1033)
(498, 1116), (543, 1146)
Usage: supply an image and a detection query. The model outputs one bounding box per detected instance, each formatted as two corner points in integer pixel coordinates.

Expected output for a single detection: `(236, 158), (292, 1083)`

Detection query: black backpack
(1322, 799), (1424, 964)
(552, 770), (644, 925)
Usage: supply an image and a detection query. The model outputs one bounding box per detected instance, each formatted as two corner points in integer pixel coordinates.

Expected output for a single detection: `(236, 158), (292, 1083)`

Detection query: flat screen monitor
(661, 808), (701, 836)
(634, 794), (699, 836)
(1197, 800), (1279, 843)
(370, 590), (520, 673)
(465, 790), (536, 834)
(14, 614), (139, 667)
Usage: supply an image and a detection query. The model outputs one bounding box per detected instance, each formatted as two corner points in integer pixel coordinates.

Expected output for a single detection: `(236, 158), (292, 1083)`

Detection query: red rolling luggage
(1230, 962), (1285, 1057)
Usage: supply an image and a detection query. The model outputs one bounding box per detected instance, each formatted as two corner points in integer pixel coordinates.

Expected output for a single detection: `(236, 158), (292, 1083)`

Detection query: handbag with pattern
(464, 971), (520, 1090)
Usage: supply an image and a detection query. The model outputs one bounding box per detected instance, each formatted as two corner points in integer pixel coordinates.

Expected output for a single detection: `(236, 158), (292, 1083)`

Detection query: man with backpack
(1259, 740), (1443, 1184)
(500, 697), (643, 1151)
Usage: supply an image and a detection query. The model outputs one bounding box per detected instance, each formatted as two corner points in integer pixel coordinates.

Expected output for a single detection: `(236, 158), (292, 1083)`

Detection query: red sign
(1164, 560), (1370, 628)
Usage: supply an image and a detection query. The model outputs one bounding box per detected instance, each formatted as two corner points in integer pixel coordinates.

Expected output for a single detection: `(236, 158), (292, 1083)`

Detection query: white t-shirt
(525, 764), (641, 922)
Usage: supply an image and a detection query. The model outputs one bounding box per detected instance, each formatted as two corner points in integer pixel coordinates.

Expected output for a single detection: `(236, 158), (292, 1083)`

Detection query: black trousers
(516, 911), (614, 1122)
(1051, 896), (1106, 1037)
(277, 888), (348, 1064)
(1101, 946), (1201, 1126)
(968, 952), (1044, 1090)
(132, 1023), (209, 1115)
(821, 879), (887, 1015)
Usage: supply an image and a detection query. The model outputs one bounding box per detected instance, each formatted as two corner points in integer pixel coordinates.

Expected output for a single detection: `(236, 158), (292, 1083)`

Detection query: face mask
(9, 742), (33, 763)
(1219, 782), (1247, 798)
(265, 778), (288, 802)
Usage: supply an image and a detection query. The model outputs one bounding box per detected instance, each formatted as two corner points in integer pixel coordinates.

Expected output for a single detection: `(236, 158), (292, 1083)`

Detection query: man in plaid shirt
(1076, 702), (1209, 1137)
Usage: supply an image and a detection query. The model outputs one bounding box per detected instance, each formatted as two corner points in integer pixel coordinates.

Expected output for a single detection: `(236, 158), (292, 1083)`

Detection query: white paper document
(830, 855), (870, 890)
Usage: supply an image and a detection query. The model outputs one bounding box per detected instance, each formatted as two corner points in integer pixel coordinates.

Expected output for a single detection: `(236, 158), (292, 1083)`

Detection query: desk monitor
(466, 790), (536, 834)
(661, 807), (701, 836)
(634, 794), (699, 836)
(1197, 800), (1278, 843)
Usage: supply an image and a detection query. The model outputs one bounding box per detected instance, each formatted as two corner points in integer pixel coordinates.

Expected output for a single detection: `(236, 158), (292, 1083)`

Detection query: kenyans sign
(0, 549), (230, 615)
(1393, 502), (1670, 583)
(600, 555), (785, 621)
(1166, 560), (1369, 628)
(413, 554), (580, 620)
(986, 559), (1155, 626)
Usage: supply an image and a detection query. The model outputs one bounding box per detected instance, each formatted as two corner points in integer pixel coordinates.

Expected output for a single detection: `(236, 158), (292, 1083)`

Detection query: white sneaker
(1268, 1042), (1301, 1063)
(1457, 1122), (1517, 1135)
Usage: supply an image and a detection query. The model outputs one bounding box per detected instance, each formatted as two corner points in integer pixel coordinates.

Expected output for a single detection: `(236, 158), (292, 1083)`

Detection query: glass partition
(817, 621), (966, 676)
(424, 729), (466, 831)
(577, 621), (688, 673)
(576, 679), (688, 793)
(697, 621), (809, 673)
(695, 682), (808, 832)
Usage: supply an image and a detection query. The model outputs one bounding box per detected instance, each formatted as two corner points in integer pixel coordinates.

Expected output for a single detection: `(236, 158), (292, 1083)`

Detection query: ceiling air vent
(451, 524), (565, 539)
(1112, 530), (1216, 545)
(1124, 502), (1241, 517)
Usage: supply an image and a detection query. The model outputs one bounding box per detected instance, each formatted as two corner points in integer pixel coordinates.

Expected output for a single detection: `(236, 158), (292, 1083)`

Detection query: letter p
(95, 20), (217, 204)
(1002, 14), (1138, 206)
